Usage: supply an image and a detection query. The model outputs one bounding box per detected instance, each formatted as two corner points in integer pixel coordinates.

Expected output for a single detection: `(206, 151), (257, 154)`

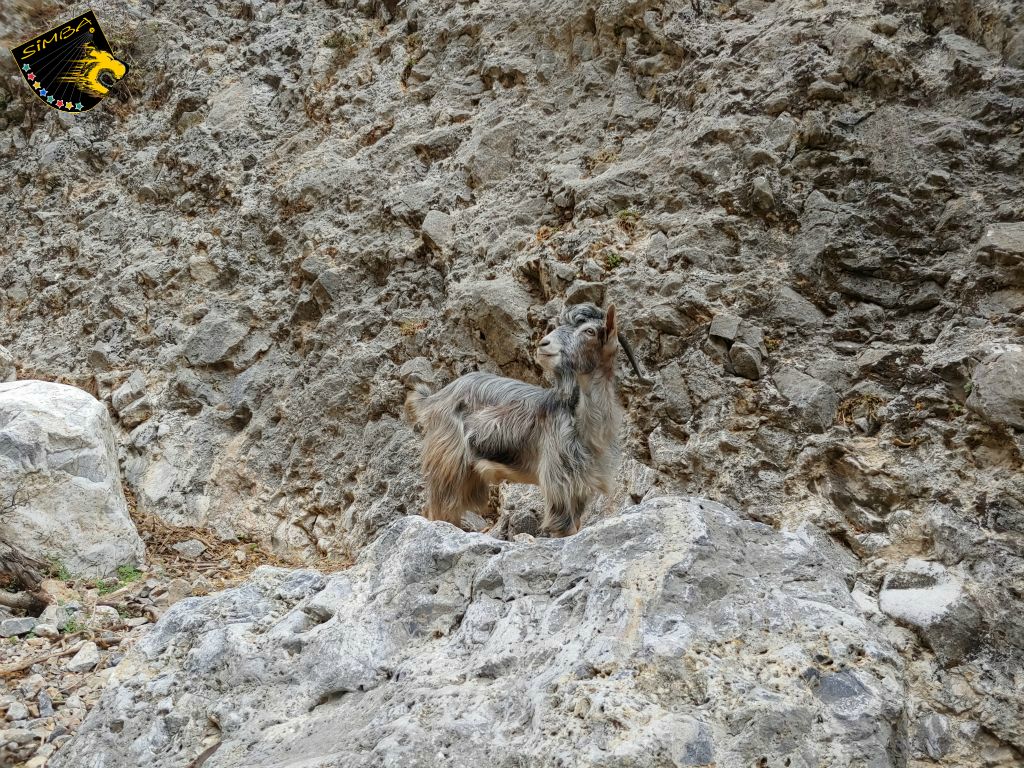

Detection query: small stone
(421, 210), (453, 252)
(974, 222), (1024, 287)
(234, 549), (247, 564)
(184, 312), (249, 367)
(0, 617), (38, 637)
(89, 605), (122, 629)
(872, 16), (899, 35)
(19, 674), (45, 700)
(770, 286), (825, 331)
(807, 80), (845, 101)
(124, 617), (149, 628)
(5, 701), (29, 722)
(66, 641), (100, 673)
(152, 578), (194, 608)
(772, 367), (839, 433)
(729, 342), (763, 380)
(762, 94), (789, 115)
(564, 281), (604, 306)
(918, 713), (953, 759)
(460, 511), (489, 532)
(709, 313), (742, 342)
(879, 560), (983, 667)
(110, 371), (146, 414)
(38, 603), (69, 630)
(118, 396), (154, 428)
(34, 623), (59, 639)
(966, 346), (1024, 431)
(172, 539), (207, 560)
(37, 691), (54, 719)
(750, 176), (775, 211)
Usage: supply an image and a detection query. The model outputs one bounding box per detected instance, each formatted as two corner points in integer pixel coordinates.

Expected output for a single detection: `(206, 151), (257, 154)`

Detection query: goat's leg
(540, 479), (588, 538)
(458, 473), (491, 530)
(421, 419), (475, 524)
(569, 492), (590, 535)
(423, 454), (471, 525)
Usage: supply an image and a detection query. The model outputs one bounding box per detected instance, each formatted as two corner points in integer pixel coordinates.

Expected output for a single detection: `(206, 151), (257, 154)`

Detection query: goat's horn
(617, 332), (653, 384)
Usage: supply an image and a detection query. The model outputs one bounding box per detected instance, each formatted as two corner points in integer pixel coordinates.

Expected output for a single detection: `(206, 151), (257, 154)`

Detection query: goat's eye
(583, 327), (597, 337)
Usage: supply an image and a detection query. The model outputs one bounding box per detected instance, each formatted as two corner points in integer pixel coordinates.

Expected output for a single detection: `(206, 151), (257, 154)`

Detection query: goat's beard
(536, 351), (561, 378)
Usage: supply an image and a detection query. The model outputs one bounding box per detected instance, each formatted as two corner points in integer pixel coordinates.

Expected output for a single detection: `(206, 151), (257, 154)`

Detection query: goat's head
(536, 303), (651, 383)
(536, 303), (617, 379)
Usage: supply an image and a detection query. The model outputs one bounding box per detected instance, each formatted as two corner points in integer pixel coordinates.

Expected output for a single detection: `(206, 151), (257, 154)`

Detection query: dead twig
(0, 640), (86, 677)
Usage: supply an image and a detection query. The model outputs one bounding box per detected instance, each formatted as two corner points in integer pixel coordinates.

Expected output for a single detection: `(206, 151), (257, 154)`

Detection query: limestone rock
(772, 367), (839, 433)
(966, 345), (1024, 431)
(448, 277), (533, 367)
(709, 315), (768, 380)
(975, 222), (1024, 286)
(729, 341), (763, 380)
(65, 641), (100, 674)
(0, 381), (145, 579)
(183, 312), (249, 367)
(421, 209), (453, 252)
(55, 497), (905, 768)
(769, 286), (825, 331)
(171, 539), (207, 561)
(0, 345), (15, 383)
(0, 617), (37, 637)
(879, 559), (983, 668)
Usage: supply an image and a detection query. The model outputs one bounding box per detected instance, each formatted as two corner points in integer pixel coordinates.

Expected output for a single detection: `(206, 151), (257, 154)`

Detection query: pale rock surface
(55, 497), (906, 768)
(0, 381), (145, 579)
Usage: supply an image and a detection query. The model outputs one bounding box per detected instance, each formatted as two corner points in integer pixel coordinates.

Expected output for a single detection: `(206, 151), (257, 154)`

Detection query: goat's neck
(572, 367), (622, 452)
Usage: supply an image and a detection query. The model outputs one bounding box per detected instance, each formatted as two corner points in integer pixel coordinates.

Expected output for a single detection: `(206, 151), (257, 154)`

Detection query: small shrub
(64, 619), (84, 635)
(116, 564), (141, 583)
(49, 558), (72, 581)
(400, 319), (428, 336)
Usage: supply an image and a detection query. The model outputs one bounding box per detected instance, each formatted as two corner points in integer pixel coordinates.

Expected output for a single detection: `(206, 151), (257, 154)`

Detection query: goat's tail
(405, 383), (433, 423)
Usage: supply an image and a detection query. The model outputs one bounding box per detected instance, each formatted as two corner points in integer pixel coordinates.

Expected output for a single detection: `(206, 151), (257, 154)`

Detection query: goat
(406, 303), (649, 537)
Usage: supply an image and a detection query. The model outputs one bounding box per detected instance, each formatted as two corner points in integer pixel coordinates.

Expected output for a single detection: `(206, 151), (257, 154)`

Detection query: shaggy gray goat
(406, 303), (649, 537)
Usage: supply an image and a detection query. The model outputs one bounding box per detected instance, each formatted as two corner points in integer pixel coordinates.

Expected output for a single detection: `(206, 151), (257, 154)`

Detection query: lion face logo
(60, 45), (128, 97)
(9, 11), (128, 113)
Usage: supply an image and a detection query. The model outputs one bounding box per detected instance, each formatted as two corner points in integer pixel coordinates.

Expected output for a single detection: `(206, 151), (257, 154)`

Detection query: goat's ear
(604, 304), (617, 339)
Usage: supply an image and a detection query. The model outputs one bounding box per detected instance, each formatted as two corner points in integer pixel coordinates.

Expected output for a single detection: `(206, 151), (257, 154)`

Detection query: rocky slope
(51, 497), (911, 768)
(1, 0), (1023, 764)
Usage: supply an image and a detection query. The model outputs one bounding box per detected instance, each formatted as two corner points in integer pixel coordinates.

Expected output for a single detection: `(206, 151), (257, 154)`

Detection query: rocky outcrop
(2, 0), (1024, 762)
(0, 381), (145, 579)
(53, 497), (907, 768)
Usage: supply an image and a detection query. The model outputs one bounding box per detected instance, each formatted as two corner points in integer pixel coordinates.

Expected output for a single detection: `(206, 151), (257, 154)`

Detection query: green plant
(64, 619), (84, 634)
(604, 252), (624, 269)
(94, 579), (118, 595)
(50, 559), (72, 582)
(323, 29), (366, 68)
(116, 564), (142, 583)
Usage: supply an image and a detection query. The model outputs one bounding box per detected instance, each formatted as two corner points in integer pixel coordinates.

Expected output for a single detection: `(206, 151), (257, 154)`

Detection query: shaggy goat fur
(407, 303), (639, 536)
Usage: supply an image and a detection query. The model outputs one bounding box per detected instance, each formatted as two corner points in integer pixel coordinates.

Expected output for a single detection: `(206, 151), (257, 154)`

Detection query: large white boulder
(0, 380), (145, 579)
(55, 497), (905, 767)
